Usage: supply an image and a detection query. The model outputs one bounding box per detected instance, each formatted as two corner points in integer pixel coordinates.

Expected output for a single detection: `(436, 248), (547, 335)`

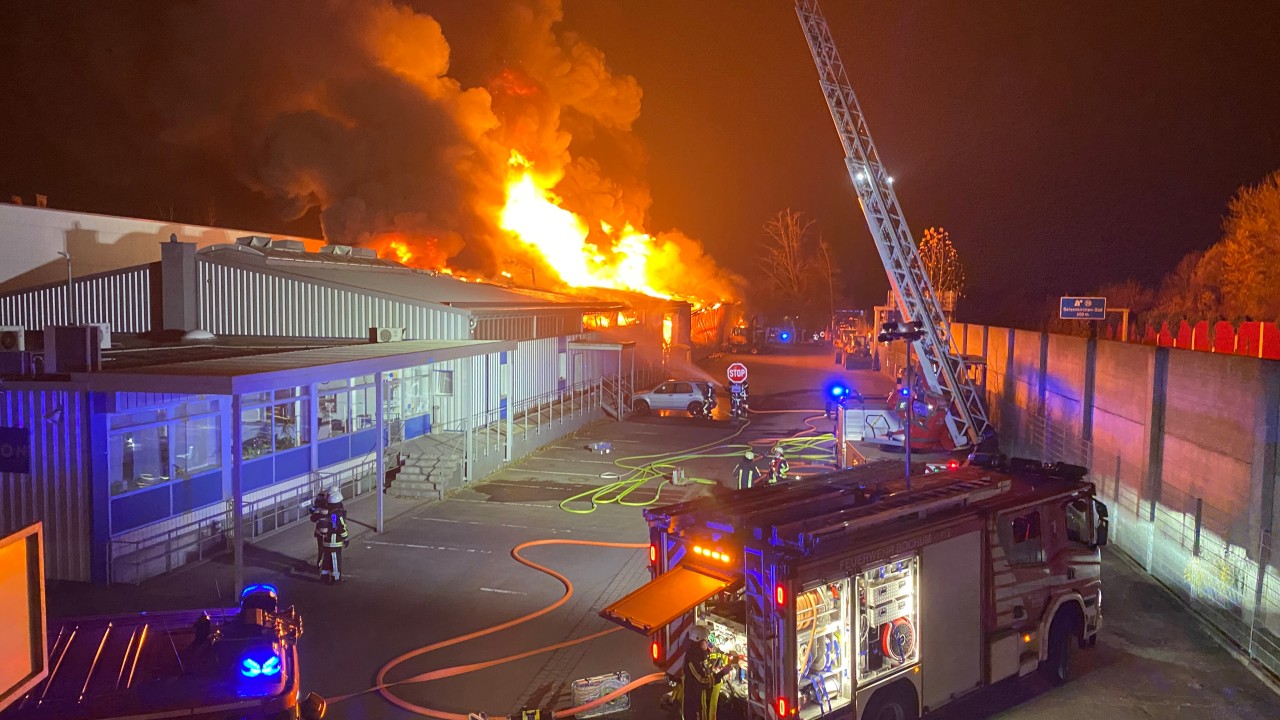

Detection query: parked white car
(633, 380), (714, 416)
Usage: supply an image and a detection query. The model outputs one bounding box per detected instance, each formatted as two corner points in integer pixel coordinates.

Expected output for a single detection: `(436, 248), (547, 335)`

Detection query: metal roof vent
(270, 239), (306, 252)
(236, 236), (273, 249)
(350, 247), (378, 259)
(320, 244), (353, 255)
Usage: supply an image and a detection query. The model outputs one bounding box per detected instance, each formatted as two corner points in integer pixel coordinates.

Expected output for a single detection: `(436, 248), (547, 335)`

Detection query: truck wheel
(862, 683), (919, 720)
(634, 400), (650, 415)
(1043, 609), (1081, 684)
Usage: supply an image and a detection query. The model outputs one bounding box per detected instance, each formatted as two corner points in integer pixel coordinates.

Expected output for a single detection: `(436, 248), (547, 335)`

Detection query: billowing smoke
(46, 0), (740, 300)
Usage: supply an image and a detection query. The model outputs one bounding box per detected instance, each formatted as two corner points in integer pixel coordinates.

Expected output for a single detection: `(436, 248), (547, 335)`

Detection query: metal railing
(105, 379), (612, 585)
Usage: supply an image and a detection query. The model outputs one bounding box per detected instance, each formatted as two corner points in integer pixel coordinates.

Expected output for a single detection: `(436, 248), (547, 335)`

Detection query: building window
(108, 396), (220, 496)
(318, 379), (349, 439)
(174, 415), (220, 477)
(436, 369), (454, 396)
(349, 382), (377, 430)
(240, 387), (311, 459)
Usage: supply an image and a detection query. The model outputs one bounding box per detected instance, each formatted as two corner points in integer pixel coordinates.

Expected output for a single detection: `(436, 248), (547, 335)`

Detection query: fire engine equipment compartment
(602, 457), (1108, 720)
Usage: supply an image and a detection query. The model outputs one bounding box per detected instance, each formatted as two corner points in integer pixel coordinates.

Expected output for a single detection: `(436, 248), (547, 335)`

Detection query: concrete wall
(947, 323), (1280, 674)
(0, 204), (319, 292)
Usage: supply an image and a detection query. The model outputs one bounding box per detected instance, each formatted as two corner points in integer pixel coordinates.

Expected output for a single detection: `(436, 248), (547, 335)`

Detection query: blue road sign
(1060, 296), (1107, 320)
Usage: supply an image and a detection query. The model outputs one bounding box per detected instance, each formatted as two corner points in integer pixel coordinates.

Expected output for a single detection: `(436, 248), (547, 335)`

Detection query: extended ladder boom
(795, 0), (992, 447)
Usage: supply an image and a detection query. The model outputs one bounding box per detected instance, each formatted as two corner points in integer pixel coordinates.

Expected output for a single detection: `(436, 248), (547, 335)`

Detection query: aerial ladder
(795, 0), (993, 448)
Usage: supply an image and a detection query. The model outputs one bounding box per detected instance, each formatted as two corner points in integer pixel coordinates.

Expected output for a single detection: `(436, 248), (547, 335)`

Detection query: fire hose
(557, 411), (843, 514)
(323, 539), (664, 719)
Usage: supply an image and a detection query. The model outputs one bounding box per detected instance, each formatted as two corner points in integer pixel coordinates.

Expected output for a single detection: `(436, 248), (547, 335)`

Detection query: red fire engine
(601, 456), (1109, 719)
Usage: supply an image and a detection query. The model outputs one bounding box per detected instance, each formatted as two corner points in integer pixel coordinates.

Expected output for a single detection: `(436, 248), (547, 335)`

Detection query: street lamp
(878, 320), (927, 487)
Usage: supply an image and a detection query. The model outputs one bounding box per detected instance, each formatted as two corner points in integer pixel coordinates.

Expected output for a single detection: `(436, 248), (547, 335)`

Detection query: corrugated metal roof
(71, 339), (515, 395)
(199, 244), (619, 312)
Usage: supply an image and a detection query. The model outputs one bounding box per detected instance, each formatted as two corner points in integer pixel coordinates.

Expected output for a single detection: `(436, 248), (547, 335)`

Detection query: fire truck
(601, 457), (1109, 720)
(1, 583), (324, 720)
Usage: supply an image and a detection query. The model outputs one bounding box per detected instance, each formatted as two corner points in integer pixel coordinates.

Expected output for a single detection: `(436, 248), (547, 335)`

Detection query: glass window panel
(436, 370), (454, 396)
(174, 397), (217, 418)
(241, 406), (274, 459)
(319, 378), (348, 392)
(352, 374), (375, 387)
(405, 376), (428, 417)
(109, 425), (171, 495)
(319, 390), (349, 439)
(175, 415), (221, 476)
(350, 386), (376, 430)
(242, 391), (271, 406)
(274, 400), (309, 449)
(109, 408), (166, 430)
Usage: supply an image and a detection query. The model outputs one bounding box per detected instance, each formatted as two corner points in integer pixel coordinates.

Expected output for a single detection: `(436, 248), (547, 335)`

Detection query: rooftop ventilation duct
(270, 239), (306, 252)
(235, 236), (273, 249)
(320, 244), (378, 259)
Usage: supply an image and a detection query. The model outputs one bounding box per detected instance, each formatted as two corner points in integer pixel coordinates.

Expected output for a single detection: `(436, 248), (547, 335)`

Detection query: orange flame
(500, 150), (683, 299)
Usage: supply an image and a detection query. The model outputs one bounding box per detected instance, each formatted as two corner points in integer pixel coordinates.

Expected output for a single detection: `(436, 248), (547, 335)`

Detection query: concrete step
(390, 479), (443, 501)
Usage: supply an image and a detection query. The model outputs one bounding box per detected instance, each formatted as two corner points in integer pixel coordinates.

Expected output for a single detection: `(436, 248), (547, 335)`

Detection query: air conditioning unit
(369, 327), (407, 343)
(0, 326), (25, 351)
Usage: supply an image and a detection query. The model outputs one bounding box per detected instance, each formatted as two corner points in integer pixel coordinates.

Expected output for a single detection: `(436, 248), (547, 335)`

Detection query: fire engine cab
(601, 457), (1109, 720)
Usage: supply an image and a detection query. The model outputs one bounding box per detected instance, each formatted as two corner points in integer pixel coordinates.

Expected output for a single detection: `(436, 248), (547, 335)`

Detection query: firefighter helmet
(328, 488), (344, 504)
(771, 445), (784, 458)
(688, 624), (711, 643)
(744, 450), (756, 461)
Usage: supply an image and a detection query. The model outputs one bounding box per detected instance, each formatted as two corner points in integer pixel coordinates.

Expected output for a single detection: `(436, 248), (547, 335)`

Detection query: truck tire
(862, 682), (919, 720)
(1043, 608), (1081, 684)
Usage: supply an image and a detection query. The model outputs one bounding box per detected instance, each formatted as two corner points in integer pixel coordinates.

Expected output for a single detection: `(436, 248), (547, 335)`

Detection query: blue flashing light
(241, 583), (278, 599)
(827, 383), (850, 400)
(780, 332), (791, 341)
(241, 653), (282, 678)
(900, 388), (910, 396)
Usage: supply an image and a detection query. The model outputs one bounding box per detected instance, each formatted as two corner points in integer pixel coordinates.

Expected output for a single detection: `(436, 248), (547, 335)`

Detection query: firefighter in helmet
(768, 444), (790, 483)
(314, 490), (350, 585)
(682, 624), (738, 720)
(732, 450), (763, 490)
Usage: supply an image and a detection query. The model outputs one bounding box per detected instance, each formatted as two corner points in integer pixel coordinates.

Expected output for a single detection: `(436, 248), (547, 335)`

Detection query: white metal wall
(0, 264), (154, 333)
(198, 260), (471, 340)
(0, 389), (94, 582)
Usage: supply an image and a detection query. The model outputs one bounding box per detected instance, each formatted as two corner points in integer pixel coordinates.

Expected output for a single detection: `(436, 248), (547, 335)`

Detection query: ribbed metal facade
(0, 265), (155, 333)
(198, 259), (471, 340)
(474, 312), (577, 342)
(0, 389), (94, 582)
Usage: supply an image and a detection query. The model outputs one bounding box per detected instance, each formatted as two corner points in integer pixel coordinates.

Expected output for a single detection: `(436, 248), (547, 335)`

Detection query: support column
(1082, 338), (1098, 442)
(308, 382), (319, 483)
(505, 354), (514, 462)
(231, 393), (245, 598)
(1145, 348), (1170, 522)
(375, 371), (385, 533)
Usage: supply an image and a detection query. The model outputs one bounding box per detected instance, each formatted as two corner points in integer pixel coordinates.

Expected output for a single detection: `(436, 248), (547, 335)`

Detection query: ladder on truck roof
(794, 0), (993, 448)
(774, 474), (1011, 553)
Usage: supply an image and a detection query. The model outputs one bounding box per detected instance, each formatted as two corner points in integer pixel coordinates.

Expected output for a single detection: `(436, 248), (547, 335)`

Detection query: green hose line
(556, 413), (840, 514)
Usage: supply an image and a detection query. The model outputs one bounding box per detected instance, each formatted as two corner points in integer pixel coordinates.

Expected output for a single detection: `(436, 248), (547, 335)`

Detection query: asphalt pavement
(42, 343), (1280, 720)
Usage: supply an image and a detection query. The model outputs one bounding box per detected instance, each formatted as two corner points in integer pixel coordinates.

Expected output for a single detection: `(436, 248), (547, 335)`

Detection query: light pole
(879, 320), (926, 488)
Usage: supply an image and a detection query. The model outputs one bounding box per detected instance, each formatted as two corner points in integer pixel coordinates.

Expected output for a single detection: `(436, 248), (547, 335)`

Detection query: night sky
(2, 1), (1278, 327)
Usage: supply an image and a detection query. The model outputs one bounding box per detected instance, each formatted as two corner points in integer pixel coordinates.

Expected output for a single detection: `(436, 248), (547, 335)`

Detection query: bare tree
(760, 209), (817, 306)
(918, 226), (966, 316)
(816, 236), (836, 318)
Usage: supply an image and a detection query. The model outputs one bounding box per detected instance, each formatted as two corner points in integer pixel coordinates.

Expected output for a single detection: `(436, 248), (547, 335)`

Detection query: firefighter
(732, 450), (763, 490)
(768, 444), (790, 483)
(682, 624), (738, 720)
(315, 503), (350, 585)
(308, 488), (348, 569)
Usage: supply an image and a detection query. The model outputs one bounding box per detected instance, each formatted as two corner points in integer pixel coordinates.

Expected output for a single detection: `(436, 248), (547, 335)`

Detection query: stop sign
(726, 362), (749, 383)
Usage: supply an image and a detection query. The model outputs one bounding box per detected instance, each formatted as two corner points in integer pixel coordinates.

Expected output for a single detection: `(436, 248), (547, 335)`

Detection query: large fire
(499, 150), (675, 300)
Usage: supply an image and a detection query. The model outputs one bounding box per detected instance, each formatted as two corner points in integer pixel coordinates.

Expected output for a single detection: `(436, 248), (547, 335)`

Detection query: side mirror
(1092, 499), (1110, 548)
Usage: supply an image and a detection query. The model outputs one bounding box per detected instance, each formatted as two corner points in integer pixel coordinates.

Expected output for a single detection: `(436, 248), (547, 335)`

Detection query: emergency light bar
(691, 545), (732, 564)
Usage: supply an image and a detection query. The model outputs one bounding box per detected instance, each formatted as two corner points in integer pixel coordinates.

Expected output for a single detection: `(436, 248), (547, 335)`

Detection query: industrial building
(0, 205), (688, 585)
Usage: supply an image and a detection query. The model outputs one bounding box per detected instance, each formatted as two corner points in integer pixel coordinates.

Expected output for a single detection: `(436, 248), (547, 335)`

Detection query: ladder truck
(795, 0), (993, 450)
